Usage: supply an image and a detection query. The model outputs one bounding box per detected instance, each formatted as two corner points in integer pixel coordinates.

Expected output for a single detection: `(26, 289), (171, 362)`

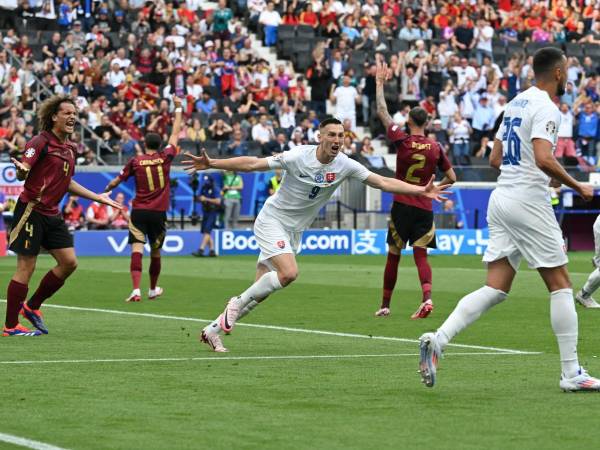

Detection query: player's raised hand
(11, 157), (29, 179)
(578, 183), (595, 202)
(98, 190), (124, 210)
(173, 96), (183, 108)
(375, 60), (390, 85)
(423, 175), (452, 202)
(182, 150), (211, 174)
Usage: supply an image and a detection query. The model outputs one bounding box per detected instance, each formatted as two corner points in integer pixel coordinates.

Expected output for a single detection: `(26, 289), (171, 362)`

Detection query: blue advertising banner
(69, 229), (489, 256)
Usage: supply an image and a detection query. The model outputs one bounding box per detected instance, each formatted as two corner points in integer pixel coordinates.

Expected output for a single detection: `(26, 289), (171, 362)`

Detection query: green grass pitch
(2, 253), (600, 450)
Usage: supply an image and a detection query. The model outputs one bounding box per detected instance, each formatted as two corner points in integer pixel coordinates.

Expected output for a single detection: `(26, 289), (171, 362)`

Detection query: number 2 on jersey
(501, 117), (522, 166)
(406, 154), (426, 183)
(308, 186), (320, 199)
(145, 165), (165, 191)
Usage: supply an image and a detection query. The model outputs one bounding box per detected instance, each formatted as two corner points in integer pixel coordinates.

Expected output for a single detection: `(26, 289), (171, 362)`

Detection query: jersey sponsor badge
(315, 173), (324, 183)
(276, 240), (286, 249)
(325, 172), (336, 182)
(546, 121), (557, 135)
(24, 148), (35, 158)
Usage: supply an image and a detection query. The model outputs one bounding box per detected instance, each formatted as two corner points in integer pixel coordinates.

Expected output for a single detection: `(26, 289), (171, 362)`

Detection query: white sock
(132, 288), (141, 296)
(436, 286), (507, 349)
(550, 288), (580, 378)
(237, 271), (282, 309)
(238, 296), (267, 320)
(581, 269), (600, 299)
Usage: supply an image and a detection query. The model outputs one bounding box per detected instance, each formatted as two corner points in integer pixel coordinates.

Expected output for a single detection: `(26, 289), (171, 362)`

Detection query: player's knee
(278, 269), (299, 287)
(61, 257), (78, 275)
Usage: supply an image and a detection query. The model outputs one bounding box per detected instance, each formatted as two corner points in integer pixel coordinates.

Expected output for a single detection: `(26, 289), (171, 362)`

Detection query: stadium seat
(391, 39), (409, 53)
(278, 25), (296, 40)
(296, 25), (315, 39)
(203, 140), (220, 158)
(247, 141), (263, 156)
(179, 139), (200, 154)
(584, 43), (600, 57)
(565, 42), (584, 58)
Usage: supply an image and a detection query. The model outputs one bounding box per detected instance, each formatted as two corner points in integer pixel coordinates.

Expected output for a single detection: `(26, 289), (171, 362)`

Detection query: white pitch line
(0, 352), (532, 366)
(0, 432), (68, 450)
(0, 300), (541, 355)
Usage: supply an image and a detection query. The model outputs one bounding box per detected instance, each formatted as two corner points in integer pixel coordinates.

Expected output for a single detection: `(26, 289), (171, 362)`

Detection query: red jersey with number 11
(387, 124), (452, 211)
(118, 145), (178, 211)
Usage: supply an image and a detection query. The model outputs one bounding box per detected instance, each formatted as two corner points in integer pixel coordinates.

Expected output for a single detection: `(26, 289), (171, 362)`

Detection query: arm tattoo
(376, 82), (393, 128)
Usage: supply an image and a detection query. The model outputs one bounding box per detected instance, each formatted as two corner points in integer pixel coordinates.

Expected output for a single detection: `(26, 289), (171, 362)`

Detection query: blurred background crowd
(0, 0), (599, 173)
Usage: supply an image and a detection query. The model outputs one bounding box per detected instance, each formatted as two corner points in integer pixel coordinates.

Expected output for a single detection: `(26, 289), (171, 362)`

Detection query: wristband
(175, 108), (182, 113)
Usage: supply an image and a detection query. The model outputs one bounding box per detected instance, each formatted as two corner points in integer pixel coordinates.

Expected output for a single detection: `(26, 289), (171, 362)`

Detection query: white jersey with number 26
(494, 86), (560, 204)
(264, 145), (372, 231)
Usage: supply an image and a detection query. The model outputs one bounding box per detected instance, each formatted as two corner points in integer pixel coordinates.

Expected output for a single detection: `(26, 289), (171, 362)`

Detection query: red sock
(149, 256), (161, 290)
(130, 252), (143, 290)
(27, 270), (65, 310)
(381, 252), (400, 308)
(413, 247), (432, 302)
(6, 280), (28, 328)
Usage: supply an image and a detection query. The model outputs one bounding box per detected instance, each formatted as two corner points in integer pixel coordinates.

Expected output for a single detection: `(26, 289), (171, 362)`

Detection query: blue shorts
(201, 212), (218, 234)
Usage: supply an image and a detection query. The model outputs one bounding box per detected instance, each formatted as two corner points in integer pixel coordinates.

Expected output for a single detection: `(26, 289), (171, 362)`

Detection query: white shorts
(483, 190), (568, 270)
(254, 211), (302, 269)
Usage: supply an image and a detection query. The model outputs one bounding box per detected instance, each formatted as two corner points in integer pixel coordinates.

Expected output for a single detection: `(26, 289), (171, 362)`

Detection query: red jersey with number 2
(118, 145), (178, 211)
(387, 124), (452, 211)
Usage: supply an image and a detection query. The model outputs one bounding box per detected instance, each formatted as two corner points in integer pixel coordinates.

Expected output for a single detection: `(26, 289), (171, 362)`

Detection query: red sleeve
(118, 158), (135, 182)
(437, 144), (452, 171)
(386, 123), (408, 143)
(164, 144), (178, 159)
(21, 135), (48, 168)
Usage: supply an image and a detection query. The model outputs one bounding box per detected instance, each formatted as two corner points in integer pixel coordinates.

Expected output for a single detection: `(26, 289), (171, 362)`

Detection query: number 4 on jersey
(502, 117), (522, 166)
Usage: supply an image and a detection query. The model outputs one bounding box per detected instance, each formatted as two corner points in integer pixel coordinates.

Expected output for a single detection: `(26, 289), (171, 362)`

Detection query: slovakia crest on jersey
(276, 240), (286, 249)
(325, 172), (336, 182)
(315, 173), (324, 183)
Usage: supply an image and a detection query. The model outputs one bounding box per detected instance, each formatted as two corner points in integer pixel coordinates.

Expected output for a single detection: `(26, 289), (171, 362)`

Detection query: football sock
(381, 252), (400, 308)
(149, 256), (161, 290)
(237, 271), (282, 309)
(27, 269), (65, 310)
(238, 296), (267, 320)
(130, 252), (142, 290)
(436, 286), (507, 349)
(413, 247), (432, 302)
(550, 288), (580, 378)
(581, 268), (600, 299)
(5, 280), (28, 328)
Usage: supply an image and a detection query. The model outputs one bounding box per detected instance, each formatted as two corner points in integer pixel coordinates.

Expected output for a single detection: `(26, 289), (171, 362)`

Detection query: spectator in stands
(299, 3), (319, 29)
(308, 60), (331, 115)
(187, 118), (207, 143)
(222, 171), (243, 229)
(227, 129), (249, 156)
(208, 119), (233, 142)
(431, 119), (450, 153)
(438, 199), (463, 229)
(471, 94), (495, 150)
(576, 101), (599, 159)
(474, 136), (493, 159)
(449, 111), (472, 165)
(557, 103), (577, 159)
(252, 114), (275, 146)
(398, 18), (421, 42)
(214, 0), (234, 40)
(452, 15), (475, 58)
(267, 168), (283, 195)
(63, 195), (85, 232)
(196, 92), (217, 115)
(86, 201), (113, 230)
(259, 2), (282, 47)
(331, 75), (360, 130)
(117, 130), (142, 157)
(341, 135), (356, 155)
(267, 132), (290, 154)
(108, 193), (129, 229)
(192, 174), (221, 257)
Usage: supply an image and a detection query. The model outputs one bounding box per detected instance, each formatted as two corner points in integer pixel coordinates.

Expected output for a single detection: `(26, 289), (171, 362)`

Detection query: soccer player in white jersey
(575, 217), (600, 308)
(418, 47), (600, 392)
(182, 118), (450, 352)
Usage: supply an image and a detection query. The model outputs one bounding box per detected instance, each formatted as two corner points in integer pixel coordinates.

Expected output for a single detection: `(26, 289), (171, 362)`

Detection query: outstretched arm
(364, 173), (450, 202)
(182, 150), (271, 173)
(69, 180), (123, 210)
(438, 168), (457, 186)
(168, 96), (183, 148)
(104, 175), (122, 193)
(375, 60), (394, 129)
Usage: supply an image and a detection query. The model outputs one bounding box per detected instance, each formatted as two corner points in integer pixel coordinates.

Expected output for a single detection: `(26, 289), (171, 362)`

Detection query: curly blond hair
(37, 95), (77, 132)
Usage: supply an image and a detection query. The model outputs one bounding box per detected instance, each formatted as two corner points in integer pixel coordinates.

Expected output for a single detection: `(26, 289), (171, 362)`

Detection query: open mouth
(66, 121), (76, 128)
(331, 145), (340, 151)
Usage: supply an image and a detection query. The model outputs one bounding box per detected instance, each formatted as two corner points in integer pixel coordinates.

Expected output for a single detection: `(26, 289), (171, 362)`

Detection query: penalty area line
(0, 352), (536, 366)
(0, 432), (69, 450)
(0, 300), (542, 355)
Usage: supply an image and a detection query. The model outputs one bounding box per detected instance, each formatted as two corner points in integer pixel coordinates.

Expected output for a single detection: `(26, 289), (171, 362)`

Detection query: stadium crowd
(0, 0), (599, 168)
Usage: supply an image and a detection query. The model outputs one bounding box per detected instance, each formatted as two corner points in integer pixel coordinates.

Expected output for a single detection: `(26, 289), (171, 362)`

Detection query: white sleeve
(531, 106), (560, 145)
(345, 157), (372, 182)
(266, 146), (302, 170)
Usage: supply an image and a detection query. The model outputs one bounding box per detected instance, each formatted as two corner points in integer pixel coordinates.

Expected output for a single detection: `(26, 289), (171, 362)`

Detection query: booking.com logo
(219, 231), (351, 253)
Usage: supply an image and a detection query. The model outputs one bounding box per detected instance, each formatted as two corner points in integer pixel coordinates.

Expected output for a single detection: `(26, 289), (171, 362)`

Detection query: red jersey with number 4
(118, 145), (178, 211)
(19, 131), (76, 216)
(387, 124), (452, 211)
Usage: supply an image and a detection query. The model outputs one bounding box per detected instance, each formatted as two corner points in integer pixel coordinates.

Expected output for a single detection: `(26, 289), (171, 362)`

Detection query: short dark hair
(145, 133), (162, 150)
(408, 107), (428, 127)
(533, 47), (565, 78)
(318, 117), (342, 129)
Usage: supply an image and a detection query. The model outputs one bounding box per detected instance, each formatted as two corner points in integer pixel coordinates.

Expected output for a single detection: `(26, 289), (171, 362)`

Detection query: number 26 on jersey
(502, 116), (522, 166)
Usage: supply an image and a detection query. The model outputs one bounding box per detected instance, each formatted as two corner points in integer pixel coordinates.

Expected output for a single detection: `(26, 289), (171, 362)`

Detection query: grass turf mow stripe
(0, 300), (542, 356)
